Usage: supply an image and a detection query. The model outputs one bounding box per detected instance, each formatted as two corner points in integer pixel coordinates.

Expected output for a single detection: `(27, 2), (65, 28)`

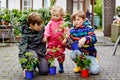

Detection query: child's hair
(28, 12), (43, 26)
(50, 6), (65, 17)
(71, 10), (85, 20)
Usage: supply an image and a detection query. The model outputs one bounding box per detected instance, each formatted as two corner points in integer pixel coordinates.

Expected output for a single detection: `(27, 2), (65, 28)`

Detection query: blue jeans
(70, 50), (100, 75)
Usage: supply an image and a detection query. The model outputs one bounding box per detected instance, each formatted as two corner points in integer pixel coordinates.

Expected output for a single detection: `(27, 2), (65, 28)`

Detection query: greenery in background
(0, 7), (71, 37)
(116, 6), (120, 17)
(37, 8), (51, 26)
(63, 13), (71, 22)
(50, 0), (56, 7)
(94, 0), (102, 27)
(11, 9), (22, 37)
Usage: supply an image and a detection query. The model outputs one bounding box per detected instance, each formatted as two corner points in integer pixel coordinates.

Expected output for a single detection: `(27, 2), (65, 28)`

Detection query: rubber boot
(59, 63), (64, 73)
(74, 66), (81, 73)
(48, 63), (50, 68)
(96, 56), (99, 63)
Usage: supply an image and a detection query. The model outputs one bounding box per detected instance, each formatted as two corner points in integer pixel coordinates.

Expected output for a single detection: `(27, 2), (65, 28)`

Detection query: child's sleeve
(18, 34), (29, 70)
(44, 21), (51, 38)
(85, 27), (97, 45)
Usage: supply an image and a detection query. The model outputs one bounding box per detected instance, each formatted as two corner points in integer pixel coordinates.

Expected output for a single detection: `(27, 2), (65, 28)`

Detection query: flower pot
(4, 21), (9, 25)
(49, 66), (56, 75)
(81, 69), (89, 78)
(25, 70), (34, 79)
(71, 41), (79, 50)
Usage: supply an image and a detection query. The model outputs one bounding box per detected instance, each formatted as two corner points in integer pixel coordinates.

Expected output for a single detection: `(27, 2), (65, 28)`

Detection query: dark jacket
(18, 22), (46, 69)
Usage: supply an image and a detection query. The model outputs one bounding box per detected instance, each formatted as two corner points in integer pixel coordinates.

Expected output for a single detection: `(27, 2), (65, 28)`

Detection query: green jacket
(18, 22), (46, 69)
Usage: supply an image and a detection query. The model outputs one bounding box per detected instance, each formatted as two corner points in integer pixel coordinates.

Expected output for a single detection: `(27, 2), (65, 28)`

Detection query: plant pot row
(0, 21), (9, 25)
(48, 66), (90, 78)
(25, 67), (90, 79)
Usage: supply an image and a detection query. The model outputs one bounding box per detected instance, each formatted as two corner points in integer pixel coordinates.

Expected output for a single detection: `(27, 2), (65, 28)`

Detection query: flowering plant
(75, 54), (91, 70)
(48, 47), (60, 67)
(20, 52), (39, 71)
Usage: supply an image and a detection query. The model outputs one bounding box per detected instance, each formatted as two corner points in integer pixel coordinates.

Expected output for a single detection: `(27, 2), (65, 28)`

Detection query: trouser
(46, 53), (65, 63)
(70, 50), (100, 75)
(28, 50), (48, 75)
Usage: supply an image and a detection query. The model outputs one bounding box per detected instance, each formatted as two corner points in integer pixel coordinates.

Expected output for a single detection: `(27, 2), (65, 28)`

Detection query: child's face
(52, 12), (61, 21)
(73, 16), (84, 27)
(30, 23), (42, 31)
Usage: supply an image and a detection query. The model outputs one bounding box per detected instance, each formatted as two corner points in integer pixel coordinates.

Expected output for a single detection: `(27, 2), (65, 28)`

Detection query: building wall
(55, 0), (67, 12)
(0, 0), (91, 13)
(0, 0), (6, 8)
(8, 0), (20, 10)
(33, 0), (42, 9)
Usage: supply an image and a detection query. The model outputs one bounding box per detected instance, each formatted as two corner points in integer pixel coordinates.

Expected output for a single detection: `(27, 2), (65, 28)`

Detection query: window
(44, 0), (50, 8)
(22, 0), (32, 10)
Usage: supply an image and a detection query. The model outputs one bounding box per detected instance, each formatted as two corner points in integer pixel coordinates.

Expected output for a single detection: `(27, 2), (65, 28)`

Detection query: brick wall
(104, 0), (115, 36)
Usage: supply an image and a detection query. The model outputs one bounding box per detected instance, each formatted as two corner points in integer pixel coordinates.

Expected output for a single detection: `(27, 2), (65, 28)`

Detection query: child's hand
(43, 37), (47, 42)
(64, 28), (70, 38)
(62, 39), (67, 45)
(59, 21), (64, 28)
(78, 37), (86, 47)
(22, 69), (27, 78)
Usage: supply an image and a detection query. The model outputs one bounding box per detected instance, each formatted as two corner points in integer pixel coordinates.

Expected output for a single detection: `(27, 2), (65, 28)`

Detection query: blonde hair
(71, 10), (85, 20)
(50, 6), (65, 17)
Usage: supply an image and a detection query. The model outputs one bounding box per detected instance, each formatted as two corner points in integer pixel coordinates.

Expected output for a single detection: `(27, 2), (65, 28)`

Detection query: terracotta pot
(4, 21), (9, 25)
(0, 22), (2, 25)
(16, 36), (21, 42)
(81, 69), (89, 78)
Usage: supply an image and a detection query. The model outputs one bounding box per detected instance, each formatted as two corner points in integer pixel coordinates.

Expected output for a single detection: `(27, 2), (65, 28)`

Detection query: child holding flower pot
(43, 6), (69, 73)
(18, 12), (48, 77)
(65, 10), (100, 75)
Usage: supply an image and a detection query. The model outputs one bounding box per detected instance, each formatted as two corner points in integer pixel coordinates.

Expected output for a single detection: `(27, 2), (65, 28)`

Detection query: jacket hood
(83, 19), (90, 27)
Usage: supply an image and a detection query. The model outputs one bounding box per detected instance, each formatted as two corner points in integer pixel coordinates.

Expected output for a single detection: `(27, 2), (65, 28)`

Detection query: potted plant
(48, 47), (61, 75)
(75, 54), (91, 78)
(48, 57), (56, 75)
(20, 52), (39, 79)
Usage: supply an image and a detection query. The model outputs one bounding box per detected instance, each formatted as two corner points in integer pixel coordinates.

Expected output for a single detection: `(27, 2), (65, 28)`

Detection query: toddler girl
(43, 6), (69, 73)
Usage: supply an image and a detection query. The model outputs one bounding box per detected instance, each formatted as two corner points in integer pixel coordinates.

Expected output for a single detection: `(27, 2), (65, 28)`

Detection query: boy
(18, 12), (48, 77)
(66, 10), (100, 75)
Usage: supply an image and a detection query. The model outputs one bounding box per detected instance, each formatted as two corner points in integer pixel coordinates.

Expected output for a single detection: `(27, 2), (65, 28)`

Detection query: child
(43, 6), (68, 73)
(66, 10), (100, 75)
(18, 12), (48, 77)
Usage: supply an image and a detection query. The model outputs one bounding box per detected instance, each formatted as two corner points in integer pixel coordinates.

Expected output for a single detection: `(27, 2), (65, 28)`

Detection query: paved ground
(0, 30), (120, 80)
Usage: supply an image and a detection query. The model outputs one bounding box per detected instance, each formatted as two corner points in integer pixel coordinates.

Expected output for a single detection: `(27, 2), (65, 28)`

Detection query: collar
(51, 17), (63, 22)
(74, 25), (85, 29)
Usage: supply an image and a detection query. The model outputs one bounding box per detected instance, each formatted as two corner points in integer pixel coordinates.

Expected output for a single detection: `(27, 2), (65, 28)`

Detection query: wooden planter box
(111, 24), (120, 42)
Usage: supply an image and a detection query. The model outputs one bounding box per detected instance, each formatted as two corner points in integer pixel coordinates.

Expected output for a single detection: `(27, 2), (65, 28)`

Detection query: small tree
(75, 54), (91, 70)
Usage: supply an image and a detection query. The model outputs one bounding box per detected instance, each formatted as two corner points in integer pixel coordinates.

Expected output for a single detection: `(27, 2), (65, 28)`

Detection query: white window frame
(44, 0), (50, 8)
(22, 0), (32, 10)
(0, 1), (1, 9)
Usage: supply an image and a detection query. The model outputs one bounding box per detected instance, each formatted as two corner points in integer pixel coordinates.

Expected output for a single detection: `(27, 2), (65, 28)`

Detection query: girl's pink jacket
(44, 18), (65, 48)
